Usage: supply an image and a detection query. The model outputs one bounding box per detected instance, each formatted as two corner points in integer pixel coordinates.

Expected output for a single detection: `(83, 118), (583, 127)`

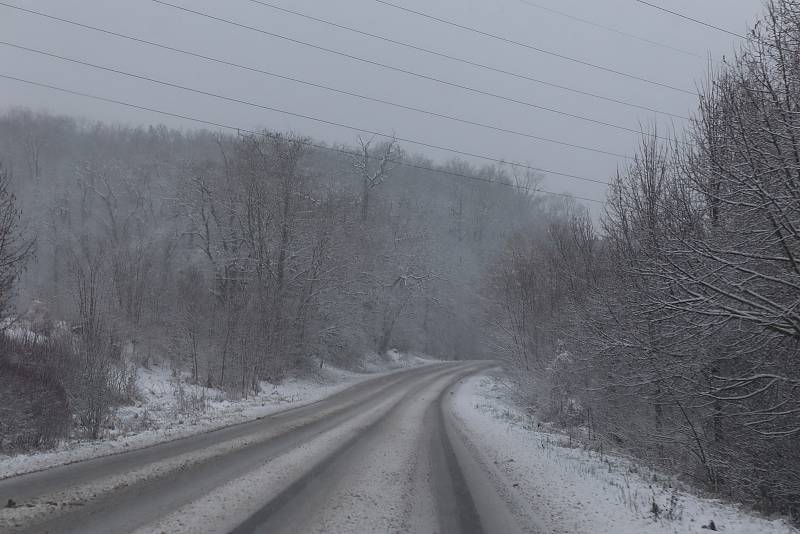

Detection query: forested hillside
(0, 108), (572, 444)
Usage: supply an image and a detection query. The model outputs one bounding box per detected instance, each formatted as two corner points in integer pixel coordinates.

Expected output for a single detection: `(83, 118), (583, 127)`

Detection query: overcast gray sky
(0, 0), (765, 212)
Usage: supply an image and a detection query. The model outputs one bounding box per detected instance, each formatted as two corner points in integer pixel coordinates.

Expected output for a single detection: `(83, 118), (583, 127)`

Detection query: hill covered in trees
(0, 108), (574, 445)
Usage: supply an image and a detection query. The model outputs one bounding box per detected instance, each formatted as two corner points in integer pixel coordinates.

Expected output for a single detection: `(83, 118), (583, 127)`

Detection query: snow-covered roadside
(450, 372), (800, 534)
(0, 353), (433, 480)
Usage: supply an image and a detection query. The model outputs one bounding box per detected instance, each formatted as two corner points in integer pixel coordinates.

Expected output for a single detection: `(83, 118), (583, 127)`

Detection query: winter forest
(0, 108), (547, 437)
(2, 0), (800, 528)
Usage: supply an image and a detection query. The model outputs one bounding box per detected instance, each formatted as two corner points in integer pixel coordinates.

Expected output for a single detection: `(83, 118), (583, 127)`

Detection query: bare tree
(0, 162), (34, 317)
(352, 135), (400, 221)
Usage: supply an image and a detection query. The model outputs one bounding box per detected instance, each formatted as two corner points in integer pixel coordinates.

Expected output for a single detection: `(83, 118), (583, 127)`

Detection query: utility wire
(0, 73), (605, 204)
(1, 3), (686, 122)
(634, 1), (752, 42)
(517, 0), (702, 59)
(368, 0), (695, 95)
(0, 14), (666, 142)
(145, 1), (680, 136)
(0, 40), (632, 160)
(239, 0), (687, 119)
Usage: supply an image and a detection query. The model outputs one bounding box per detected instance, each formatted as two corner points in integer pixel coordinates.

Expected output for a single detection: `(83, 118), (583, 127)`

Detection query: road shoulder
(448, 371), (799, 534)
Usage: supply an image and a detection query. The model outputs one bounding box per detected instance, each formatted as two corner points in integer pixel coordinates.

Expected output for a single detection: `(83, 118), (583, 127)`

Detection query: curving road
(0, 362), (534, 533)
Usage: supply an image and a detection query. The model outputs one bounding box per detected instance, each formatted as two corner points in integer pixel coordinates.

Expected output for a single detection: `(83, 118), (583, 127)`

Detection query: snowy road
(0, 362), (535, 534)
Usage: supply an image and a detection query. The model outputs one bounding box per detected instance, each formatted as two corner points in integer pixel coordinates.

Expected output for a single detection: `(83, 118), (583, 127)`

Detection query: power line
(0, 12), (666, 143)
(634, 1), (752, 42)
(240, 0), (687, 119)
(0, 73), (605, 204)
(0, 40), (632, 161)
(145, 0), (680, 137)
(367, 0), (696, 95)
(517, 0), (702, 59)
(2, 4), (683, 124)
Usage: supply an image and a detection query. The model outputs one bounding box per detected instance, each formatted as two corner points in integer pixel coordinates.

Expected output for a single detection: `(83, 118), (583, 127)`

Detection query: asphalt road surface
(0, 362), (534, 533)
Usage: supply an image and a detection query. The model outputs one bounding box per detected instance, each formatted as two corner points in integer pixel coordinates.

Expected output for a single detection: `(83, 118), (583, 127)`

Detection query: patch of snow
(361, 350), (435, 373)
(0, 317), (45, 345)
(450, 372), (800, 534)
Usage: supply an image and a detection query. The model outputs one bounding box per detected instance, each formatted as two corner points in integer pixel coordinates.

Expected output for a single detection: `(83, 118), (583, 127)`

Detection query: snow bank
(450, 372), (799, 534)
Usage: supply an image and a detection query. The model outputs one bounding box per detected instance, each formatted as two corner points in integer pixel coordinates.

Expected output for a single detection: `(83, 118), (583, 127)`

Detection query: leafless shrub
(0, 334), (70, 451)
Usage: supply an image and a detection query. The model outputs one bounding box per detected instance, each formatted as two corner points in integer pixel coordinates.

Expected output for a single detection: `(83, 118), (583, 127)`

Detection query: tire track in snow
(228, 362), (489, 534)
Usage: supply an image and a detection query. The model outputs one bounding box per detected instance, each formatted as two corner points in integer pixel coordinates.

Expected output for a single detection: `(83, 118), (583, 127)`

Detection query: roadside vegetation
(486, 0), (800, 524)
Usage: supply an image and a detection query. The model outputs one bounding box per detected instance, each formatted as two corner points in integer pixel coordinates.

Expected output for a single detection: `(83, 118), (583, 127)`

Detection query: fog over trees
(0, 106), (546, 444)
(1, 0), (800, 526)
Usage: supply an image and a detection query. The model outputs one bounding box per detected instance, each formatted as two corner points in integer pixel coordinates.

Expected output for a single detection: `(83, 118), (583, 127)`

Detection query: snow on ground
(361, 349), (431, 372)
(135, 381), (411, 534)
(451, 371), (800, 534)
(0, 354), (434, 480)
(0, 317), (48, 345)
(141, 363), (462, 534)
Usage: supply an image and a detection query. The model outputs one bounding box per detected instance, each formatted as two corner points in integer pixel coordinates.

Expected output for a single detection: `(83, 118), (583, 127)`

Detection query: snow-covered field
(0, 350), (432, 480)
(451, 372), (800, 534)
